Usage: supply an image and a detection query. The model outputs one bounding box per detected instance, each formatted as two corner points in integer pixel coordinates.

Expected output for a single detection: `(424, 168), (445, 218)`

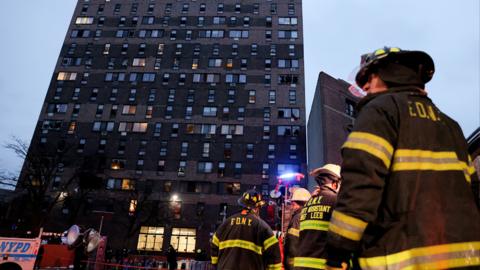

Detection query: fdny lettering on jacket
(407, 101), (441, 121)
(300, 196), (332, 221)
(230, 217), (253, 226)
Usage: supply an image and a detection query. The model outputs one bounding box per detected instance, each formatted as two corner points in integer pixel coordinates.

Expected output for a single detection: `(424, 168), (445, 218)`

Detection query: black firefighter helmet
(238, 189), (266, 209)
(355, 47), (435, 88)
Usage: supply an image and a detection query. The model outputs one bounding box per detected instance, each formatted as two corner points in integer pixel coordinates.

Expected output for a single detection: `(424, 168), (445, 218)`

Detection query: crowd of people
(210, 48), (480, 270)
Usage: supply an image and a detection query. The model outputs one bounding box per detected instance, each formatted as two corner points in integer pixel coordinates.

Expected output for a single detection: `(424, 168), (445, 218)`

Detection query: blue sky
(0, 0), (478, 184)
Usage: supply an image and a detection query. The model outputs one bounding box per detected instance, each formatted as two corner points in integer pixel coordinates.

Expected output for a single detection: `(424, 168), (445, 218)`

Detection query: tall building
(306, 72), (359, 190)
(17, 0), (306, 255)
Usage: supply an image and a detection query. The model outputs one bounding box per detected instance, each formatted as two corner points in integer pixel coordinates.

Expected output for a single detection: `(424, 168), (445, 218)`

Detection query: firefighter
(325, 47), (480, 270)
(211, 189), (282, 270)
(293, 164), (342, 270)
(284, 187), (311, 270)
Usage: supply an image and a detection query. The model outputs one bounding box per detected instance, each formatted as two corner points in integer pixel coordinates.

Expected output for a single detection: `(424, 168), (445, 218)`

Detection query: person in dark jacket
(167, 244), (178, 270)
(284, 187), (311, 270)
(211, 189), (282, 270)
(325, 47), (480, 270)
(293, 164), (342, 270)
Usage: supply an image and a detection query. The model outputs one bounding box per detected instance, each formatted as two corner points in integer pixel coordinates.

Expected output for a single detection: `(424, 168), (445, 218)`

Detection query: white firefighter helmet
(290, 188), (311, 202)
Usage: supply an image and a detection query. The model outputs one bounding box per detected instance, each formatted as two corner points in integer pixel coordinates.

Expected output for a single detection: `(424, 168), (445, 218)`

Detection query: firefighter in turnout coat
(211, 189), (282, 270)
(284, 188), (312, 270)
(293, 164), (342, 270)
(325, 47), (480, 270)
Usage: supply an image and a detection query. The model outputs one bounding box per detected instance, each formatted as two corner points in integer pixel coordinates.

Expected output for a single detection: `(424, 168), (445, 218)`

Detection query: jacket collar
(357, 86), (427, 112)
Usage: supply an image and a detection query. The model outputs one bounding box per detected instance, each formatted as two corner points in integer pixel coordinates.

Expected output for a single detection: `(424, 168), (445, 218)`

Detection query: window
(345, 99), (356, 117)
(217, 3), (224, 13)
(182, 3), (189, 13)
(279, 17), (298, 25)
(146, 106), (153, 118)
(106, 178), (134, 190)
(288, 4), (295, 15)
(208, 90), (215, 103)
(263, 125), (271, 140)
(251, 44), (258, 55)
(170, 228), (196, 253)
(203, 107), (217, 117)
(208, 58), (223, 67)
(159, 141), (168, 156)
(218, 182), (241, 195)
(278, 30), (298, 39)
(157, 160), (165, 174)
(277, 125), (301, 137)
(95, 104), (104, 117)
(290, 144), (298, 159)
(148, 89), (156, 103)
(268, 144), (275, 159)
(262, 163), (270, 179)
(213, 16), (225, 25)
(202, 143), (210, 157)
(246, 144), (254, 159)
(154, 123), (162, 137)
(269, 90), (276, 104)
(248, 90), (256, 104)
(181, 142), (188, 157)
(198, 162), (213, 173)
(234, 163), (242, 178)
(278, 108), (300, 120)
(57, 72), (77, 81)
(220, 125), (244, 136)
(47, 103), (68, 115)
(178, 160), (186, 176)
(243, 17), (250, 27)
(289, 90), (297, 104)
(237, 107), (245, 121)
(218, 162), (226, 177)
(278, 59), (299, 69)
(171, 123), (179, 137)
(266, 16), (272, 27)
(132, 58), (146, 67)
(229, 30), (249, 39)
(192, 58), (199, 69)
(137, 226), (164, 251)
(278, 74), (299, 85)
(75, 16), (94, 25)
(264, 107), (271, 122)
(157, 43), (165, 55)
(270, 3), (277, 14)
(265, 59), (272, 69)
(122, 105), (136, 115)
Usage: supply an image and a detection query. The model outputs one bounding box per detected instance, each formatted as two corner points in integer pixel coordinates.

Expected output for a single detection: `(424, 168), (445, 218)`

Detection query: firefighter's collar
(357, 86), (426, 111)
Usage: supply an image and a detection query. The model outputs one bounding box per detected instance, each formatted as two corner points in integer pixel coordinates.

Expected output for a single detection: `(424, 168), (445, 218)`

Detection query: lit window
(170, 228), (196, 253)
(137, 226), (164, 251)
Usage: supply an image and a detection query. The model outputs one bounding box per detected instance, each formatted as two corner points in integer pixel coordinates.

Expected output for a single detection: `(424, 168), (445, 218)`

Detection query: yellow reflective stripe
(219, 239), (263, 255)
(211, 256), (218, 264)
(359, 241), (480, 270)
(329, 211), (367, 241)
(287, 227), (299, 237)
(392, 149), (475, 183)
(294, 257), (326, 269)
(266, 263), (282, 270)
(299, 220), (330, 232)
(212, 233), (219, 247)
(343, 132), (393, 168)
(374, 49), (386, 56)
(263, 235), (278, 250)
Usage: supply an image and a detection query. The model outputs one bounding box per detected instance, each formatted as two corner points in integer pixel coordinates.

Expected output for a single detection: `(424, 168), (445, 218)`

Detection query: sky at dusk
(0, 0), (478, 188)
